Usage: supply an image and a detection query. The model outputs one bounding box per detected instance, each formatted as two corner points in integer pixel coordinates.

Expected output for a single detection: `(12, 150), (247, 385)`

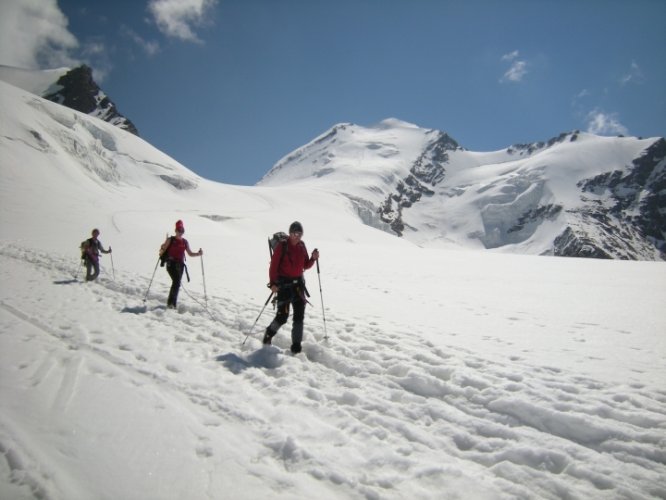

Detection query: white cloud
(501, 50), (519, 62)
(501, 60), (528, 83)
(122, 27), (160, 57)
(576, 89), (590, 99)
(586, 109), (629, 136)
(499, 50), (527, 83)
(148, 0), (217, 43)
(571, 88), (590, 108)
(620, 60), (645, 86)
(0, 0), (79, 69)
(78, 41), (113, 82)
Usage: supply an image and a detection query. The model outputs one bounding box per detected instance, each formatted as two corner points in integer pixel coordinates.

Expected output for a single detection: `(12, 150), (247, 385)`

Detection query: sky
(1, 0), (665, 186)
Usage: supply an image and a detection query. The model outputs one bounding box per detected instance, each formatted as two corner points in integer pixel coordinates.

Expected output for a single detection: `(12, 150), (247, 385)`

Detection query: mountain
(259, 119), (666, 260)
(1, 73), (665, 500)
(0, 64), (139, 136)
(42, 65), (139, 136)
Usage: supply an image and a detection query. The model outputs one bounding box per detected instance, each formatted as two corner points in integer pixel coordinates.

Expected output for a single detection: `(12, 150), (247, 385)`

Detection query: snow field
(1, 242), (665, 499)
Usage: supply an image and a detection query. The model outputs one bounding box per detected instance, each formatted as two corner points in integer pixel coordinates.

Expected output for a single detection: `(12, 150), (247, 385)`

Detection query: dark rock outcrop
(553, 138), (666, 259)
(43, 65), (139, 136)
(379, 132), (460, 235)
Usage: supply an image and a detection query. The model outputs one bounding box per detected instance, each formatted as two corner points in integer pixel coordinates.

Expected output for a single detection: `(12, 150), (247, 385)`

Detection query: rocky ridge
(43, 65), (139, 136)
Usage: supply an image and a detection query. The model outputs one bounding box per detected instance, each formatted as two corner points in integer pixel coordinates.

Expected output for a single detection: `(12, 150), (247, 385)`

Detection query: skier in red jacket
(159, 220), (203, 309)
(263, 221), (319, 353)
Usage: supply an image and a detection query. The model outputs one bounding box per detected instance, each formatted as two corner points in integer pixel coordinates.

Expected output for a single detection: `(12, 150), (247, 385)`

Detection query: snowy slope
(1, 80), (666, 499)
(0, 65), (69, 96)
(0, 65), (138, 135)
(259, 120), (665, 260)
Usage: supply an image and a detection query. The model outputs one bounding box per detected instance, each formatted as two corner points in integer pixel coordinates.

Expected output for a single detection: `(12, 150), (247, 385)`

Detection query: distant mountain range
(1, 66), (663, 260)
(260, 119), (665, 260)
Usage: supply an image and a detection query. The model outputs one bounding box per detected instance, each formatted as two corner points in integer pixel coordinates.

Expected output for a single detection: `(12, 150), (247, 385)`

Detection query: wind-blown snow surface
(1, 80), (666, 499)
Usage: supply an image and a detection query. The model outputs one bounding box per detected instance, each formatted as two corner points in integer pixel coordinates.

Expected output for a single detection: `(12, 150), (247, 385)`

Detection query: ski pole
(242, 291), (274, 346)
(74, 258), (84, 280)
(315, 252), (328, 340)
(200, 255), (208, 308)
(143, 257), (160, 303)
(110, 251), (116, 281)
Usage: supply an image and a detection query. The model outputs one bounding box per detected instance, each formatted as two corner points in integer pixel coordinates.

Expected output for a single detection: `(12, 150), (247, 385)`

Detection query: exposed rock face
(379, 132), (460, 236)
(555, 138), (666, 259)
(378, 130), (665, 259)
(43, 65), (139, 136)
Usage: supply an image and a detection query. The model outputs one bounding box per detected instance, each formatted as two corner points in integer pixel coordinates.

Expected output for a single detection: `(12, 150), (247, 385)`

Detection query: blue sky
(1, 0), (664, 185)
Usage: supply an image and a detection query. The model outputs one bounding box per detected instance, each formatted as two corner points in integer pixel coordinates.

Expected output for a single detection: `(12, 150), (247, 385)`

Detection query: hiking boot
(290, 343), (302, 354)
(262, 331), (272, 345)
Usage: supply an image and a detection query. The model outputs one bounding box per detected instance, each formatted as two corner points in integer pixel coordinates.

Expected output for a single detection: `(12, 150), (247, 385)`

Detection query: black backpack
(160, 237), (174, 267)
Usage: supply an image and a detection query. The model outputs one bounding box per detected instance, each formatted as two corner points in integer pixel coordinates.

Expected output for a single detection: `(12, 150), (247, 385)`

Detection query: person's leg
(85, 258), (94, 281)
(263, 287), (291, 344)
(167, 262), (183, 307)
(290, 296), (305, 353)
(91, 260), (100, 280)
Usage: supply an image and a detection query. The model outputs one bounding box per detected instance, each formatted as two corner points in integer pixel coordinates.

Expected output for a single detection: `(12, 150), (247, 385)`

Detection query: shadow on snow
(53, 279), (79, 285)
(217, 346), (284, 373)
(120, 305), (167, 314)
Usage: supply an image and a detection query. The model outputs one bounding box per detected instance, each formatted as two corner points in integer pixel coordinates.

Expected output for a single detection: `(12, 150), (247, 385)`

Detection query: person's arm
(159, 236), (171, 255)
(302, 244), (318, 270)
(185, 240), (203, 257)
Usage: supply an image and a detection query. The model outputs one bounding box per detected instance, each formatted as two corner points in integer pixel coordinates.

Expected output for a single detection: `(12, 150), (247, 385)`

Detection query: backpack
(160, 236), (174, 267)
(268, 231), (310, 269)
(267, 232), (291, 272)
(268, 232), (288, 257)
(80, 238), (92, 261)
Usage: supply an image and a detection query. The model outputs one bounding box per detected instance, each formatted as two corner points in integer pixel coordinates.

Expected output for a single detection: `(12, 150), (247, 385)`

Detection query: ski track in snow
(1, 244), (665, 499)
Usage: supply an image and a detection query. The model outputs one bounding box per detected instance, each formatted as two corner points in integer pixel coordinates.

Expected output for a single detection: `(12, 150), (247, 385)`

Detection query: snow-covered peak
(0, 79), (198, 199)
(258, 119), (439, 191)
(372, 117), (422, 130)
(258, 120), (665, 260)
(0, 64), (139, 136)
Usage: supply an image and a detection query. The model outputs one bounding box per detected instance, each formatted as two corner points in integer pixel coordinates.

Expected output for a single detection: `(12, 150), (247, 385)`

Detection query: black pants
(266, 280), (307, 346)
(85, 256), (100, 281)
(166, 260), (185, 307)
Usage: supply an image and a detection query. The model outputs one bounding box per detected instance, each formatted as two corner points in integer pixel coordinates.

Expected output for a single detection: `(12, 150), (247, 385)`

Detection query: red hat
(175, 220), (184, 231)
